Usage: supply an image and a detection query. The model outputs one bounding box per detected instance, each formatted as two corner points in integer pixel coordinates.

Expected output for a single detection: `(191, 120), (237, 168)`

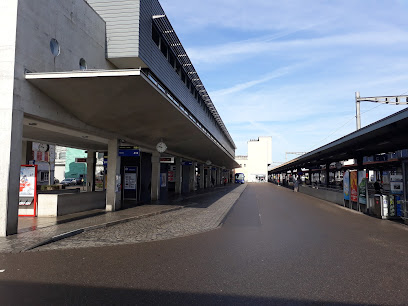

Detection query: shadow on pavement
(0, 280), (373, 306)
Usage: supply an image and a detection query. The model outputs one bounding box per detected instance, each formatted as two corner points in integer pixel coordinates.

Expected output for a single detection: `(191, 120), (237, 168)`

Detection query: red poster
(350, 171), (358, 202)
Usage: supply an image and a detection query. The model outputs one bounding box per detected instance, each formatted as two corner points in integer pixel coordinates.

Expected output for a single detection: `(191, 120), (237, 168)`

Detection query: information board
(358, 171), (367, 205)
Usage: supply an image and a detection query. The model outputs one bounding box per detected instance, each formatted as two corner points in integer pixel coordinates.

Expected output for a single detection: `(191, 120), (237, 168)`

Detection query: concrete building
(235, 137), (272, 182)
(0, 0), (238, 236)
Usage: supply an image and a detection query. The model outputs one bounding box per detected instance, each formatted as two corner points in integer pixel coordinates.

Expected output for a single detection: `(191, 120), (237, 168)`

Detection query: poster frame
(19, 165), (38, 217)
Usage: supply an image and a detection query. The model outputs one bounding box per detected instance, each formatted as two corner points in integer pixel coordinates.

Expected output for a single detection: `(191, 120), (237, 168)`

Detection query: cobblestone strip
(0, 205), (180, 254)
(37, 185), (247, 251)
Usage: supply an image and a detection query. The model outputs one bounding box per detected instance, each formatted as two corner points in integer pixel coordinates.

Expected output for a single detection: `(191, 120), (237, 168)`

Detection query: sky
(159, 0), (408, 165)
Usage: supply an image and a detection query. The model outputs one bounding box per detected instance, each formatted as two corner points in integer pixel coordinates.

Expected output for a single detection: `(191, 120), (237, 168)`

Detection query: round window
(50, 38), (60, 56)
(79, 58), (87, 70)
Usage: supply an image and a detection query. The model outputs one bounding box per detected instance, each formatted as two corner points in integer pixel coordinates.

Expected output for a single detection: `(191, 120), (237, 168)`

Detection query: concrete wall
(14, 0), (116, 132)
(38, 191), (106, 216)
(0, 0), (21, 236)
(247, 136), (272, 182)
(299, 185), (344, 206)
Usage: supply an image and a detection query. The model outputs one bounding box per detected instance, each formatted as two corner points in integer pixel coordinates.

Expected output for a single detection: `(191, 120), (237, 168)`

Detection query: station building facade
(0, 0), (238, 236)
(235, 137), (272, 182)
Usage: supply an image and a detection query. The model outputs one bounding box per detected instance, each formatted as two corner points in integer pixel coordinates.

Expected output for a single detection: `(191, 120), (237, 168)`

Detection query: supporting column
(86, 150), (96, 192)
(199, 164), (205, 189)
(106, 139), (121, 211)
(0, 0), (21, 237)
(151, 152), (160, 202)
(326, 163), (330, 188)
(189, 162), (197, 192)
(175, 157), (182, 194)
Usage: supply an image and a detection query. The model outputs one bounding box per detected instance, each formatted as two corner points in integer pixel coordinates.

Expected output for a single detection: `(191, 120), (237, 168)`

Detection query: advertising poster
(389, 196), (396, 217)
(390, 174), (403, 195)
(168, 171), (175, 183)
(19, 166), (36, 197)
(343, 171), (350, 200)
(358, 171), (367, 205)
(350, 171), (358, 202)
(19, 165), (37, 217)
(161, 173), (167, 187)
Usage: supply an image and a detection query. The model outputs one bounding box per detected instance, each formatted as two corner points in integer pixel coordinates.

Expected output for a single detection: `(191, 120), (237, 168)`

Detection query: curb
(217, 184), (248, 227)
(22, 206), (184, 252)
(22, 185), (244, 252)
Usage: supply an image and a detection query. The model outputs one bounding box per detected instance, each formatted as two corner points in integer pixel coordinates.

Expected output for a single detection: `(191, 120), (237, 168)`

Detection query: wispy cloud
(159, 0), (408, 162)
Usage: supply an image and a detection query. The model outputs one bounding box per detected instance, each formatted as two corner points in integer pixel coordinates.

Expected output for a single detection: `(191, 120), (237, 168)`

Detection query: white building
(235, 137), (272, 182)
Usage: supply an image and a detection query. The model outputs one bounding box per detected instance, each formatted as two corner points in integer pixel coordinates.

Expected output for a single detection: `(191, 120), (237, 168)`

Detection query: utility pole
(355, 92), (361, 130)
(355, 92), (408, 130)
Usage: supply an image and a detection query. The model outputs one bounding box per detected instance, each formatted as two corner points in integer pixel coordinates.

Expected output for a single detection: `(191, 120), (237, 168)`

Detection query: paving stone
(37, 185), (246, 251)
(0, 184), (246, 253)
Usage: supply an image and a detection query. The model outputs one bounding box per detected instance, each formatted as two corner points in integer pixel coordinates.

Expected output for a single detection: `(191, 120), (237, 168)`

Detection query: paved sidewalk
(0, 184), (246, 253)
(36, 184), (247, 251)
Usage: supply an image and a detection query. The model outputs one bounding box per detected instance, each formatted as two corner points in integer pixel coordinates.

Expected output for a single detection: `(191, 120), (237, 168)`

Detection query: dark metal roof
(270, 108), (408, 173)
(153, 15), (236, 150)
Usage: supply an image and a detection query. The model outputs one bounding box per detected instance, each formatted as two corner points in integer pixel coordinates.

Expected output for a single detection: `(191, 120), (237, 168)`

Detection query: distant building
(235, 137), (272, 182)
(29, 142), (56, 186)
(54, 147), (105, 183)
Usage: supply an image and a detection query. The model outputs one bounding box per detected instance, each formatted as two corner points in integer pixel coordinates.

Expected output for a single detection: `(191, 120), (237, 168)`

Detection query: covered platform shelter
(269, 108), (408, 220)
(0, 0), (238, 237)
(21, 69), (238, 220)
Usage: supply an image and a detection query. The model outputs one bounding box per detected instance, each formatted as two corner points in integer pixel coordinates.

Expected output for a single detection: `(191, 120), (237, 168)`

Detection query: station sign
(182, 161), (192, 166)
(118, 146), (140, 157)
(160, 157), (174, 163)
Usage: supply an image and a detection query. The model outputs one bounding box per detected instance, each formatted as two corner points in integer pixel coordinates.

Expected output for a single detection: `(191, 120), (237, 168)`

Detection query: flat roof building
(0, 0), (238, 236)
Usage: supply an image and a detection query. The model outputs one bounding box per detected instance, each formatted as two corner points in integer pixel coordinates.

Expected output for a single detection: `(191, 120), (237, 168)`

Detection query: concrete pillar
(326, 163), (330, 188)
(86, 150), (96, 192)
(106, 139), (121, 211)
(199, 164), (205, 189)
(175, 157), (182, 194)
(151, 152), (160, 201)
(0, 1), (21, 237)
(189, 162), (196, 192)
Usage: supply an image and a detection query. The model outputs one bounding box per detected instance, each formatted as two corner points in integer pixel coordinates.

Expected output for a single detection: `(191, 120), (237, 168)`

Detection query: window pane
(152, 25), (160, 46)
(160, 41), (168, 58)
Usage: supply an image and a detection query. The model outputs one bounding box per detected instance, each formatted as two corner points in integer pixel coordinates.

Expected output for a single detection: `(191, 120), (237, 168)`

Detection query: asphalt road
(1, 183), (408, 305)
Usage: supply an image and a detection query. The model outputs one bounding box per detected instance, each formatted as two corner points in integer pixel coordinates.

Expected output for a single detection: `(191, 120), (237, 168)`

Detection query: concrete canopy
(26, 69), (238, 168)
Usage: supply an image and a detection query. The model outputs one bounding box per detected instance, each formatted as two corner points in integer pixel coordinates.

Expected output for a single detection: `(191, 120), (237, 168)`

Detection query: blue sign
(182, 161), (192, 166)
(125, 167), (138, 173)
(119, 146), (140, 157)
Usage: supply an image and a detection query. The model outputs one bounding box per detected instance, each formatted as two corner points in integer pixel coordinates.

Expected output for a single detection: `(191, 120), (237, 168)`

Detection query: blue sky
(160, 0), (408, 164)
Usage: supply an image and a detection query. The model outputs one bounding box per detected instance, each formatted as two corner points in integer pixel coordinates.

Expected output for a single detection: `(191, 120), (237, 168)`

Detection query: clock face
(156, 142), (167, 153)
(38, 143), (49, 152)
